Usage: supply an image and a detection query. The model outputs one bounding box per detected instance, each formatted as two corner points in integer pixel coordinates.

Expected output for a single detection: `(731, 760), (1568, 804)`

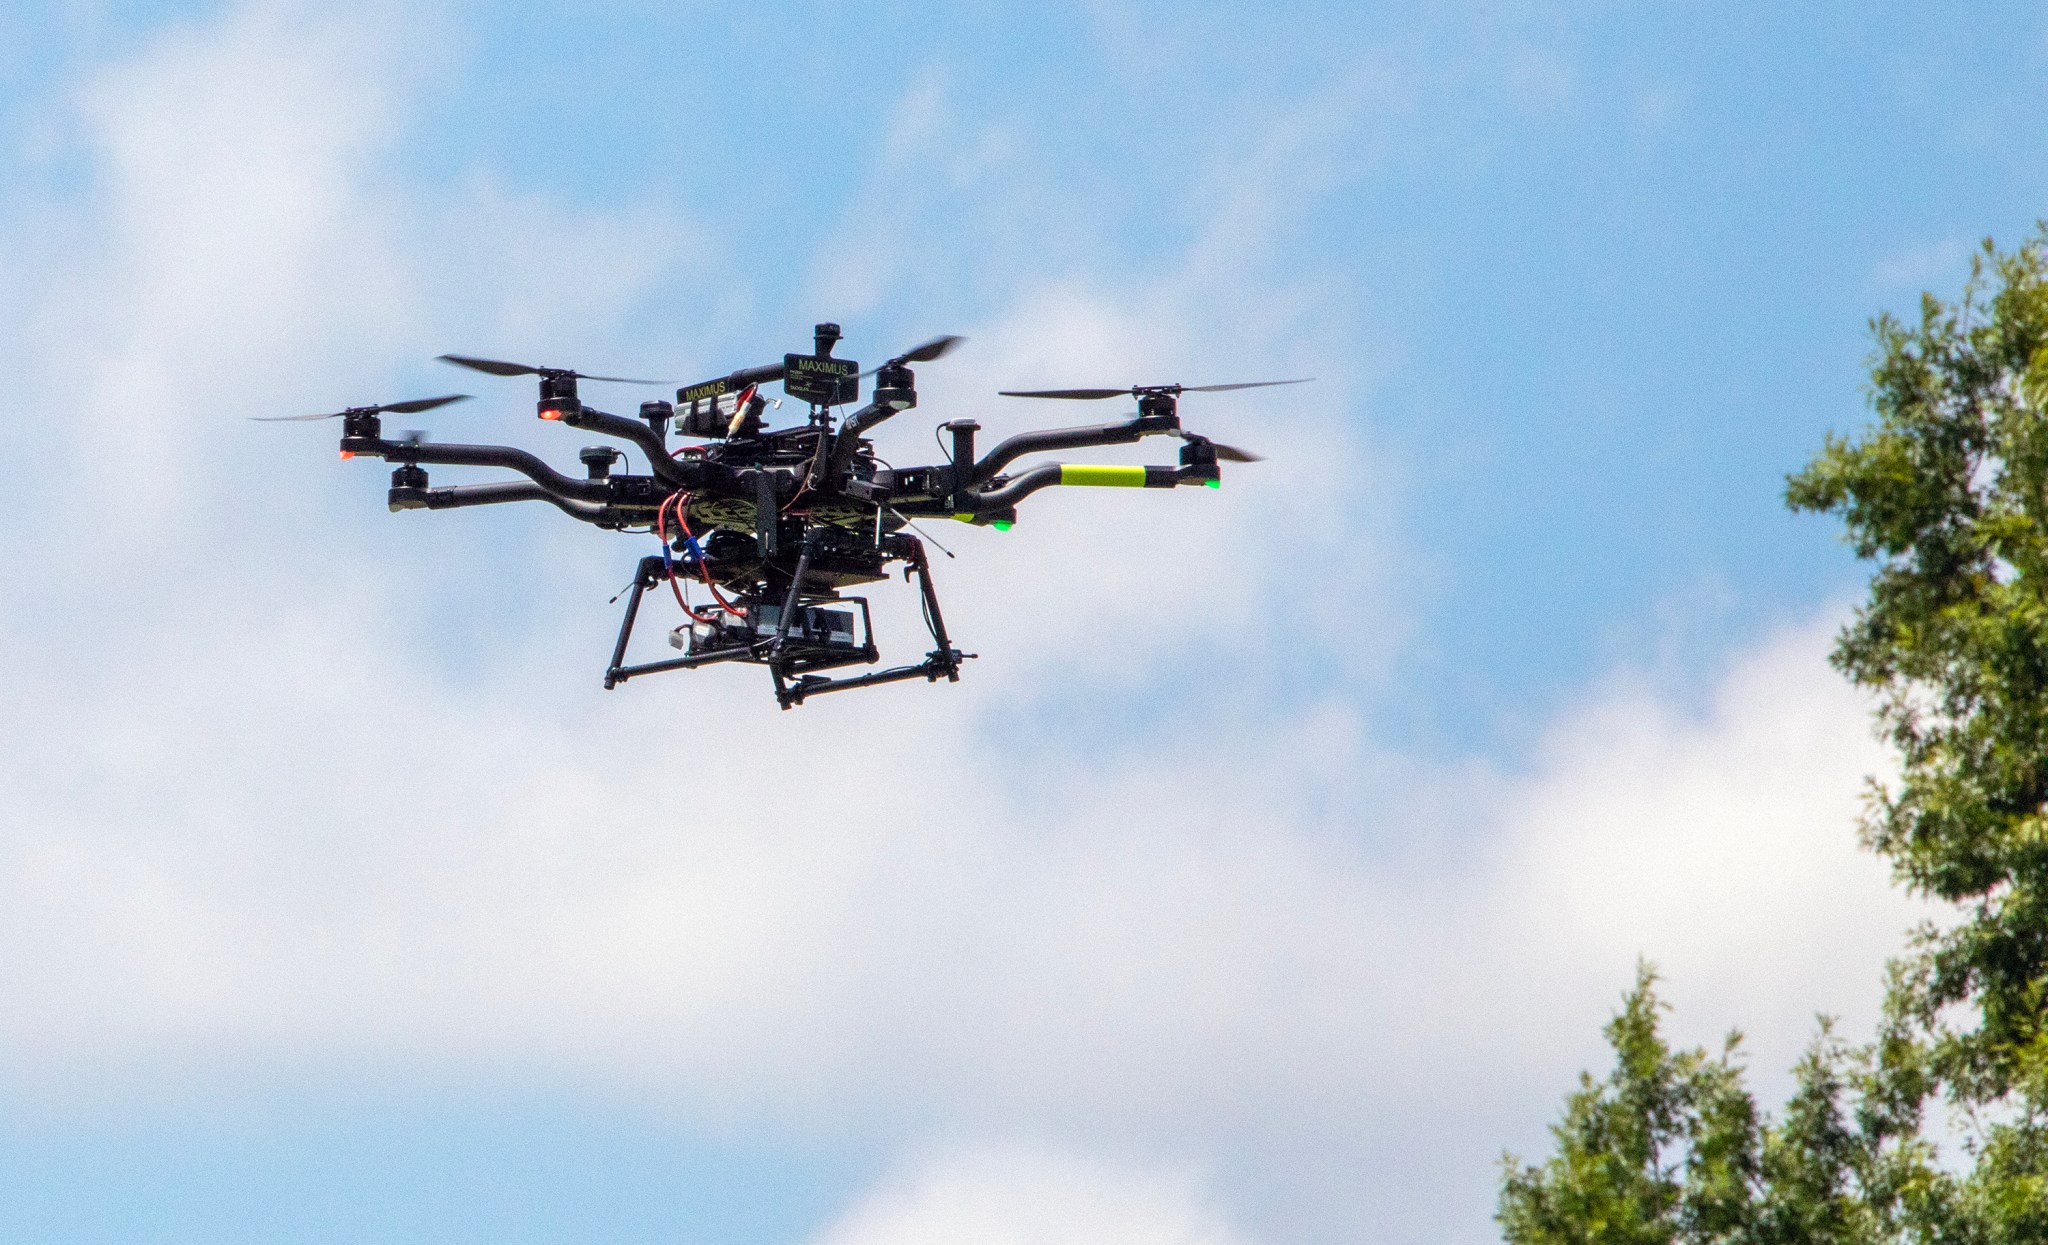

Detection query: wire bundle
(657, 491), (745, 622)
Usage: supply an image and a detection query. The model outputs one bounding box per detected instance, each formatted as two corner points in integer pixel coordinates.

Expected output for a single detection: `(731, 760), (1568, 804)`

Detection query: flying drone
(261, 324), (1305, 707)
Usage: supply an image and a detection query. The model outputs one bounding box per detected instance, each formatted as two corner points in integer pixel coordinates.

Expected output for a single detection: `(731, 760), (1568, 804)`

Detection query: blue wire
(661, 530), (709, 568)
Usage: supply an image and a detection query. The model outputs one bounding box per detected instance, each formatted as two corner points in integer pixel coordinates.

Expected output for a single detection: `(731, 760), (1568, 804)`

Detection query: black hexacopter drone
(263, 324), (1305, 708)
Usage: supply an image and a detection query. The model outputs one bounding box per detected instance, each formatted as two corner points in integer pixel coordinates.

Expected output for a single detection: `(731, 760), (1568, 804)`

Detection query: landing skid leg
(603, 556), (664, 689)
(603, 555), (752, 687)
(772, 537), (973, 709)
(907, 539), (962, 683)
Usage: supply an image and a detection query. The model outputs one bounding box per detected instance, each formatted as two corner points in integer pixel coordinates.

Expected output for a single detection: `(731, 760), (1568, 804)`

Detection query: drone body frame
(300, 324), (1288, 707)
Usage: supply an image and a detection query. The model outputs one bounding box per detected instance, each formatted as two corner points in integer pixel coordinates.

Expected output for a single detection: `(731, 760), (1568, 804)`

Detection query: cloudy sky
(2, 2), (2044, 1242)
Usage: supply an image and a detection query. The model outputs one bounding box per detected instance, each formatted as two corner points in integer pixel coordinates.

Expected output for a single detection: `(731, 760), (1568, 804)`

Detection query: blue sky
(1, 2), (2044, 1243)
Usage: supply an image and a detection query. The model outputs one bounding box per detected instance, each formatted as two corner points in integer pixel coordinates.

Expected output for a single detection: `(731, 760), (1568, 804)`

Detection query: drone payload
(260, 323), (1305, 708)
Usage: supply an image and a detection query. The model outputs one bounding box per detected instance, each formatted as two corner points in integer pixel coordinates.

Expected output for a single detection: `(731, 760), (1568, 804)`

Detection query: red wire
(658, 493), (717, 623)
(662, 491), (745, 618)
(782, 427), (828, 514)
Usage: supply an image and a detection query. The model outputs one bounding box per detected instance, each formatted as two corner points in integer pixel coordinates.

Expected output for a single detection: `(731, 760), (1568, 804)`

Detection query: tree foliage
(1497, 964), (1756, 1245)
(1502, 232), (2048, 1243)
(1498, 968), (1937, 1245)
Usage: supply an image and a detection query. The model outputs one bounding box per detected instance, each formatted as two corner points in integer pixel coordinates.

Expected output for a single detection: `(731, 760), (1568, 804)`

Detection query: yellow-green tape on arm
(1060, 464), (1147, 487)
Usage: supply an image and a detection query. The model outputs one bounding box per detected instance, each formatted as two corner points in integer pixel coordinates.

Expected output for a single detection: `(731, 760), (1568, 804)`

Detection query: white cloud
(0, 7), (1929, 1245)
(805, 1150), (1247, 1245)
(1474, 614), (1920, 1078)
(0, 580), (1919, 1244)
(1871, 236), (1972, 295)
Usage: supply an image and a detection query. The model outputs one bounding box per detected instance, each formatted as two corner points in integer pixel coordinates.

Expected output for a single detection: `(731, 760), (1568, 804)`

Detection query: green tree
(1498, 971), (1938, 1245)
(1503, 231), (2048, 1243)
(1788, 234), (2048, 1243)
(1497, 963), (1758, 1245)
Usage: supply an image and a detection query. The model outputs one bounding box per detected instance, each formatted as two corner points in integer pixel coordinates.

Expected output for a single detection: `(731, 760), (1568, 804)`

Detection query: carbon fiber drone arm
(825, 399), (894, 481)
(968, 461), (1212, 511)
(970, 410), (1180, 484)
(553, 407), (687, 489)
(392, 480), (606, 520)
(344, 433), (615, 505)
(972, 463), (1151, 507)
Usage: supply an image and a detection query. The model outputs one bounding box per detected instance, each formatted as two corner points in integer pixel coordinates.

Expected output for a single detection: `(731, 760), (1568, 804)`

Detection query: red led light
(339, 450), (355, 460)
(539, 408), (563, 421)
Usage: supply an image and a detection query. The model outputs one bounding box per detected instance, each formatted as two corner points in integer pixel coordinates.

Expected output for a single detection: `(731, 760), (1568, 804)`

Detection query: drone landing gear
(601, 556), (757, 688)
(601, 539), (972, 707)
(770, 539), (969, 709)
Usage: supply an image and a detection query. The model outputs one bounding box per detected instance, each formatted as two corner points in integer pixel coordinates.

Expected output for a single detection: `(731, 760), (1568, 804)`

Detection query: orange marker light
(539, 408), (563, 421)
(339, 450), (355, 461)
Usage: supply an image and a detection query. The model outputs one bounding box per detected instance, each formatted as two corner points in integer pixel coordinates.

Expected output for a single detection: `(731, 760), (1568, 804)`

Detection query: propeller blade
(251, 394), (473, 422)
(1000, 378), (1313, 400)
(860, 334), (968, 377)
(1180, 378), (1315, 394)
(437, 354), (667, 385)
(576, 371), (670, 385)
(1180, 430), (1263, 463)
(438, 353), (538, 377)
(997, 387), (1131, 400)
(378, 393), (472, 414)
(897, 334), (965, 364)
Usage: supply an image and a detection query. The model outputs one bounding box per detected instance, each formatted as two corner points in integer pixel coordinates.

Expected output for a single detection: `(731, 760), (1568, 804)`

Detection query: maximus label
(783, 354), (859, 406)
(679, 376), (734, 404)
